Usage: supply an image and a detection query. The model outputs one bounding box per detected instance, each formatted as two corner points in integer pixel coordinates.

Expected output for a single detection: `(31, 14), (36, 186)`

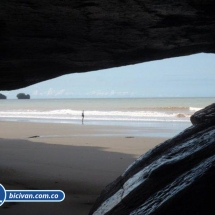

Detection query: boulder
(89, 104), (215, 215)
(191, 103), (215, 125)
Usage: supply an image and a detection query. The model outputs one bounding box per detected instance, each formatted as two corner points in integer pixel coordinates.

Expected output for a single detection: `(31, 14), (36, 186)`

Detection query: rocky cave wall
(1, 0), (215, 90)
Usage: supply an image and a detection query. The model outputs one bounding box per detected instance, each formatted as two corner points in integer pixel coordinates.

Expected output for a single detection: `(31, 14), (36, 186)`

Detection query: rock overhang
(1, 0), (215, 90)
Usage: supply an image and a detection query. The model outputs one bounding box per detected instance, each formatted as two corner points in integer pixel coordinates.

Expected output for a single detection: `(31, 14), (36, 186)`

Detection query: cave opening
(0, 53), (214, 214)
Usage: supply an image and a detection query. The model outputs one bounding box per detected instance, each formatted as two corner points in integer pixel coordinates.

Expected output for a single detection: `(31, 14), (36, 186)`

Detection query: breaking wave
(0, 109), (191, 122)
(189, 107), (203, 112)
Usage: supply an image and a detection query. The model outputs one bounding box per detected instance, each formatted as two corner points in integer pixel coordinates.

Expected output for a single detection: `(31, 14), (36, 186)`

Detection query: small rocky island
(17, 93), (30, 99)
(0, 93), (7, 99)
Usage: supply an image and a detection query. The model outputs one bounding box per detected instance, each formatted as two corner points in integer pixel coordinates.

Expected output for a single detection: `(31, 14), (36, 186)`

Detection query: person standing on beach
(82, 110), (84, 124)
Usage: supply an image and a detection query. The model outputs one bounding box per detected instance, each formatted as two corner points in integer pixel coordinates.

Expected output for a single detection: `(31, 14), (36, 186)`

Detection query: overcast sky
(1, 53), (215, 99)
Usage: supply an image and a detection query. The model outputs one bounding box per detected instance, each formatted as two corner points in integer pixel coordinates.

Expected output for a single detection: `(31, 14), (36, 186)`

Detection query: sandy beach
(0, 121), (167, 215)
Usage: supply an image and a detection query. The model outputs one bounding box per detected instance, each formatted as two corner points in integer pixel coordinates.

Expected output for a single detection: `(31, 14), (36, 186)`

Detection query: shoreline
(0, 121), (169, 214)
(0, 119), (191, 138)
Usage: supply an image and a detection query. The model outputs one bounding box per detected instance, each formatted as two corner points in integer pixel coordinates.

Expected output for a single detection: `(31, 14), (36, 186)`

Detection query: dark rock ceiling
(1, 0), (215, 90)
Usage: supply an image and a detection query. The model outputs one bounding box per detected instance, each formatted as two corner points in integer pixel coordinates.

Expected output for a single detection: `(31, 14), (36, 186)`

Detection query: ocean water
(0, 97), (214, 137)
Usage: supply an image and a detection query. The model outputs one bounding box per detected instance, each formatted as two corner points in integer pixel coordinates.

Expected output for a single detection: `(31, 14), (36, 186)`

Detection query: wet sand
(0, 121), (167, 215)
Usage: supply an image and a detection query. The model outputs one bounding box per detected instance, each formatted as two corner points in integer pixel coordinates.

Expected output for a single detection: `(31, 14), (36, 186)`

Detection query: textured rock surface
(191, 103), (215, 125)
(89, 104), (215, 215)
(1, 0), (215, 90)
